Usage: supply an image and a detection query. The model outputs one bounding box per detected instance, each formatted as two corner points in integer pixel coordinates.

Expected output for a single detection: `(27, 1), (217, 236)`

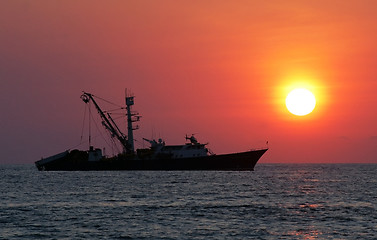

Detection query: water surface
(1, 164), (376, 239)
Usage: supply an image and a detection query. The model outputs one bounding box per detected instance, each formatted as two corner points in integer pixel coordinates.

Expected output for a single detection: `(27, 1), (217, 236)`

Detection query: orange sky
(1, 1), (377, 164)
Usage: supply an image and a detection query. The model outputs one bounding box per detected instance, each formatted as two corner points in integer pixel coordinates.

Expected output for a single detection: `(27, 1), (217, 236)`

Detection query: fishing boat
(35, 91), (268, 171)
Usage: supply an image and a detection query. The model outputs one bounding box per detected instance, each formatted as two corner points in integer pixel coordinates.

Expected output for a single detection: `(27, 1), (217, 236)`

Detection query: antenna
(125, 88), (134, 98)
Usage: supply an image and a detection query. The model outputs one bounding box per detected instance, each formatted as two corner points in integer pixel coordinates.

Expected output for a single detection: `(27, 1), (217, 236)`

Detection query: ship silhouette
(35, 91), (268, 171)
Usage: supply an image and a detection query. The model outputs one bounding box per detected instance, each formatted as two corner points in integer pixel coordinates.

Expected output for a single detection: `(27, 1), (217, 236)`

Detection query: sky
(1, 0), (377, 164)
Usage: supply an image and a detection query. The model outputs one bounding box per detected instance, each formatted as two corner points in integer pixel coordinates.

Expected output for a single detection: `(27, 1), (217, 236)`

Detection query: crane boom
(80, 92), (132, 154)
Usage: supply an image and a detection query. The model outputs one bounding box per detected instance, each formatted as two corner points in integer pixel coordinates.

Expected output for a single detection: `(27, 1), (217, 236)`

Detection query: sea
(0, 164), (376, 240)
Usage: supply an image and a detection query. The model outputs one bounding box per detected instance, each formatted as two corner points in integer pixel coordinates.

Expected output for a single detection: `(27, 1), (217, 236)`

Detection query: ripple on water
(0, 164), (376, 239)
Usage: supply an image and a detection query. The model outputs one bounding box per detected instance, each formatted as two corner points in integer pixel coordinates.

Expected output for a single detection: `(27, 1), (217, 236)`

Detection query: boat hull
(35, 149), (268, 171)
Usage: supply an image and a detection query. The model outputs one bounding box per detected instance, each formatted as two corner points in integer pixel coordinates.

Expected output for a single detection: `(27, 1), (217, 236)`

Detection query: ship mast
(125, 89), (140, 153)
(81, 92), (132, 154)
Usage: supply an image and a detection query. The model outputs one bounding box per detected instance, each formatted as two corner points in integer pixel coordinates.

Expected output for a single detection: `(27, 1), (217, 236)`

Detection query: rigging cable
(104, 108), (125, 113)
(80, 103), (88, 143)
(92, 94), (124, 108)
(65, 94), (125, 154)
(88, 101), (92, 147)
(89, 108), (122, 154)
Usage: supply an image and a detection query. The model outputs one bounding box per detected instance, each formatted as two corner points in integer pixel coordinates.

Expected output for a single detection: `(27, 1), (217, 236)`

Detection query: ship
(35, 91), (268, 171)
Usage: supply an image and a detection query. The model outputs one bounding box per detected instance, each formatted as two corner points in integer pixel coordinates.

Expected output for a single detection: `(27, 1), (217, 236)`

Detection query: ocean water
(0, 164), (376, 239)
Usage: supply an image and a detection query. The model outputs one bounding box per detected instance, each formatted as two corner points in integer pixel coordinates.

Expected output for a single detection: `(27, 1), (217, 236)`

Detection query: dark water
(1, 164), (376, 239)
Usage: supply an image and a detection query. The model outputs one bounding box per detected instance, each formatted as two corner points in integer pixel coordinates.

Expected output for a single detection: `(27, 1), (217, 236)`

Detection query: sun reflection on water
(287, 229), (322, 239)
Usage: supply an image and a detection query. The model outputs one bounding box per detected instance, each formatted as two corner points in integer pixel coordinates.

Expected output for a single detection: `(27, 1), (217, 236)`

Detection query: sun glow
(286, 88), (316, 116)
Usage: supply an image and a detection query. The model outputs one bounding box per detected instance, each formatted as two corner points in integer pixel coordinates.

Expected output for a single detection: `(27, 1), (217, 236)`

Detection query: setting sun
(286, 88), (316, 116)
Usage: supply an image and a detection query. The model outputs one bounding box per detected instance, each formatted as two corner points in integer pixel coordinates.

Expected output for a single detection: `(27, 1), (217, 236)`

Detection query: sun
(286, 88), (316, 116)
